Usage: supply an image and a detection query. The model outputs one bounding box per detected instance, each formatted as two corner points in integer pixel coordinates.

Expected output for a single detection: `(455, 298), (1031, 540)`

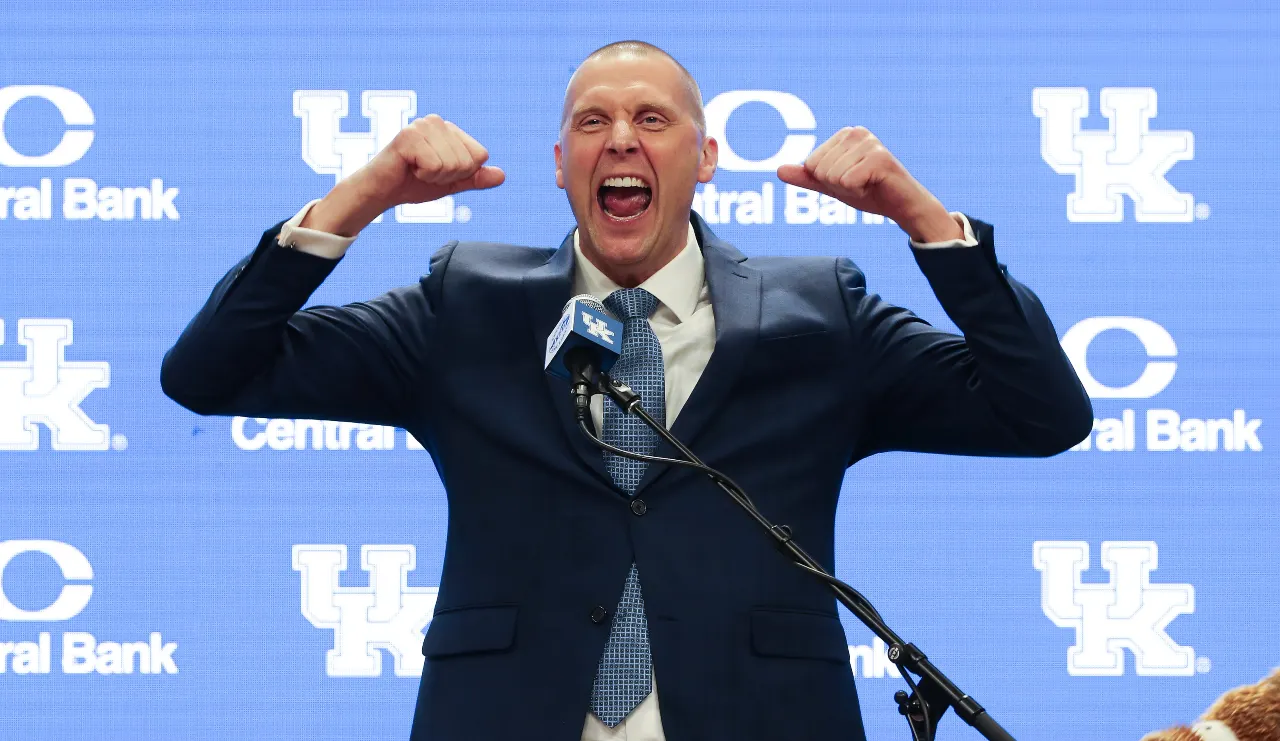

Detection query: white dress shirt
(571, 223), (715, 438)
(276, 198), (978, 740)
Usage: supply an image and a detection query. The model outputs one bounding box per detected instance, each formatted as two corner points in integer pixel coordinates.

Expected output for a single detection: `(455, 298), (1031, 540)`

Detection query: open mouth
(597, 176), (652, 222)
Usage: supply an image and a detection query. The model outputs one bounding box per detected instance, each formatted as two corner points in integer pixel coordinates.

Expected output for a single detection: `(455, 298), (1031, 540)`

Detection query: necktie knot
(604, 287), (659, 322)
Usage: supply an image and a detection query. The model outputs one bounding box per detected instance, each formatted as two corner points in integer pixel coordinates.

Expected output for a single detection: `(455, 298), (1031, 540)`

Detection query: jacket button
(630, 498), (647, 516)
(590, 605), (609, 624)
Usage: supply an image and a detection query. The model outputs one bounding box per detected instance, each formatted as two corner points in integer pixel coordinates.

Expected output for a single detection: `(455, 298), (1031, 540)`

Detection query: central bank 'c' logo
(704, 91), (816, 172)
(293, 90), (455, 224)
(0, 86), (95, 167)
(0, 540), (94, 621)
(1060, 316), (1176, 399)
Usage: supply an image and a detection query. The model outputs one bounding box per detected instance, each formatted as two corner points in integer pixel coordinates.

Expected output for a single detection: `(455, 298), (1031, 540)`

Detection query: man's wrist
(900, 202), (965, 243)
(299, 180), (387, 238)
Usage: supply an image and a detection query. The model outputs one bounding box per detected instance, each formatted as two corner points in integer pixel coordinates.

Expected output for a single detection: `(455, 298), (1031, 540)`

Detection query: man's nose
(606, 120), (638, 154)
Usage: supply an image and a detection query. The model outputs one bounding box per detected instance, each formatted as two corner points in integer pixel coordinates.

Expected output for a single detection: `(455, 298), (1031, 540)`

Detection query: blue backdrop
(2, 1), (1277, 739)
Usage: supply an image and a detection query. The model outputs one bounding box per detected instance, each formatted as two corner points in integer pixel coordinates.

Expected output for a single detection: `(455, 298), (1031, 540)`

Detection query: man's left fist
(776, 126), (962, 243)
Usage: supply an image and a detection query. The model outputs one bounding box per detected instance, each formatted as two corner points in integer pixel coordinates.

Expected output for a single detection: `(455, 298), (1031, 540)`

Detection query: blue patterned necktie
(589, 287), (665, 727)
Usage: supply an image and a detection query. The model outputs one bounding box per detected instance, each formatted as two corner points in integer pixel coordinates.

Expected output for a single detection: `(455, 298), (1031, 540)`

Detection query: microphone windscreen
(563, 293), (611, 316)
(544, 295), (623, 379)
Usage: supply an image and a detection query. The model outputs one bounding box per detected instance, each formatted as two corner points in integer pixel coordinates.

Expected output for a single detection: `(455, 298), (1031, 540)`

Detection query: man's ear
(697, 137), (718, 184)
(554, 141), (565, 189)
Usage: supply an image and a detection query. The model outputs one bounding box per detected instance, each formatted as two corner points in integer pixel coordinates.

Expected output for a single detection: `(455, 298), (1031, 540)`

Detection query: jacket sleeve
(160, 221), (455, 428)
(841, 215), (1093, 459)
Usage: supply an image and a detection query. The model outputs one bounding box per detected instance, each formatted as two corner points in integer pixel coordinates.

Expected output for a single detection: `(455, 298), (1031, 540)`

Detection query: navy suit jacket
(161, 212), (1092, 741)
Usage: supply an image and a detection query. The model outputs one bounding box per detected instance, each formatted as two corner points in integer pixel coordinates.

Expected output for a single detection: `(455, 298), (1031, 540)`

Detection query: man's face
(556, 54), (717, 286)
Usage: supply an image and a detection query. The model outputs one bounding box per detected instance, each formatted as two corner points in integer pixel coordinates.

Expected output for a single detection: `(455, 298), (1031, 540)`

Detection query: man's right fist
(301, 114), (505, 238)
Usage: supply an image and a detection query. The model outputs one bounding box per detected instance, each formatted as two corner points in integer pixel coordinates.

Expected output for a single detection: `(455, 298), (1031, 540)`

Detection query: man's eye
(642, 115), (662, 124)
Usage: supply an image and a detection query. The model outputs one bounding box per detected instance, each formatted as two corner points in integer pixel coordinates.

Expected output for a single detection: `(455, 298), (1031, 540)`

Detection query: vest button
(630, 498), (647, 516)
(590, 605), (609, 624)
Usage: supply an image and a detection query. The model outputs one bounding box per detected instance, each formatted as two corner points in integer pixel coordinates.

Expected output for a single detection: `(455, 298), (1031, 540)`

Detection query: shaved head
(554, 38), (718, 287)
(561, 40), (705, 135)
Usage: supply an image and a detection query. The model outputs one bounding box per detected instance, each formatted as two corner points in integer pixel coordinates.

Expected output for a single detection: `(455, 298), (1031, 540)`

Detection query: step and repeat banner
(2, 2), (1277, 739)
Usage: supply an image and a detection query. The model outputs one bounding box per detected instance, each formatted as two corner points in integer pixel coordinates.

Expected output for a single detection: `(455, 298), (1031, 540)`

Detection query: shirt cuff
(276, 199), (357, 259)
(908, 212), (978, 249)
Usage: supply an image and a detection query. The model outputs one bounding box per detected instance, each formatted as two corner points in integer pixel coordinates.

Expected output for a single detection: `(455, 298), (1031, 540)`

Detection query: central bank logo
(694, 90), (887, 227)
(0, 318), (115, 451)
(1062, 316), (1176, 400)
(0, 85), (180, 221)
(705, 90), (817, 172)
(0, 540), (93, 621)
(1061, 316), (1260, 452)
(0, 540), (178, 674)
(1034, 87), (1198, 222)
(293, 544), (438, 677)
(294, 90), (466, 224)
(0, 86), (94, 167)
(1034, 541), (1197, 676)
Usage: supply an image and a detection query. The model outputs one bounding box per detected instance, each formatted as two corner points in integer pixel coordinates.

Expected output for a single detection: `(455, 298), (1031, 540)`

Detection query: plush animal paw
(1141, 669), (1280, 741)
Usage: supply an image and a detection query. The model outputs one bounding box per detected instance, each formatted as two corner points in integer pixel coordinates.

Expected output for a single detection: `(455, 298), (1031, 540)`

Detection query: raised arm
(776, 124), (1091, 458)
(160, 114), (505, 426)
(840, 220), (1093, 458)
(160, 229), (447, 426)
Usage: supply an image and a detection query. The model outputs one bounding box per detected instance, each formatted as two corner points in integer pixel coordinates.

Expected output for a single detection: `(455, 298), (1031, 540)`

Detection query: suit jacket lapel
(634, 213), (762, 496)
(523, 233), (615, 489)
(525, 215), (762, 496)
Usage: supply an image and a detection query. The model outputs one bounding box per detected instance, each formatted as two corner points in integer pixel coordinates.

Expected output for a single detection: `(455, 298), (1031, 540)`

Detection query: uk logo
(0, 319), (110, 451)
(293, 544), (438, 677)
(583, 313), (616, 345)
(1033, 88), (1195, 222)
(293, 90), (461, 224)
(1033, 541), (1196, 676)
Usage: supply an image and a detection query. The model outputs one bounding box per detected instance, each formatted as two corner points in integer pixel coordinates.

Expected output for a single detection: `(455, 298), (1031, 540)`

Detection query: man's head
(555, 41), (718, 287)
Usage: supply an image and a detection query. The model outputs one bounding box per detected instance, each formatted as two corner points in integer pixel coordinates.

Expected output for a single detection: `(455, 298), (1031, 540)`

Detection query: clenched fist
(776, 126), (962, 243)
(302, 114), (505, 237)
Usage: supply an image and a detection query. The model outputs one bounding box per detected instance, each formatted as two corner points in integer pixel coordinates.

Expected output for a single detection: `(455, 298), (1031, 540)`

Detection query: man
(162, 41), (1092, 741)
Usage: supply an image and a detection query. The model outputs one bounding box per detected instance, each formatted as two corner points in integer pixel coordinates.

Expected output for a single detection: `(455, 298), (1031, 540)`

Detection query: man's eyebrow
(636, 101), (679, 117)
(568, 100), (682, 121)
(569, 103), (608, 120)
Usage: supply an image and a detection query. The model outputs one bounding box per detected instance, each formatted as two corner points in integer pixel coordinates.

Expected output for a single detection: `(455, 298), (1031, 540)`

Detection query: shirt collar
(571, 222), (704, 323)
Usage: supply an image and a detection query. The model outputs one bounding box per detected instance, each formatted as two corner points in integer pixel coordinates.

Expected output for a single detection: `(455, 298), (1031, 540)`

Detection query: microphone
(544, 294), (622, 421)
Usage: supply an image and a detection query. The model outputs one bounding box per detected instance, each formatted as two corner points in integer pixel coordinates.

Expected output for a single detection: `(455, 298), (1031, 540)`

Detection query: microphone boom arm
(579, 373), (1017, 741)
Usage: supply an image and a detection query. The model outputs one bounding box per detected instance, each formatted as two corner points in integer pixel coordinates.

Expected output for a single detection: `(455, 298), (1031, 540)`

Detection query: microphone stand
(581, 373), (1016, 741)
